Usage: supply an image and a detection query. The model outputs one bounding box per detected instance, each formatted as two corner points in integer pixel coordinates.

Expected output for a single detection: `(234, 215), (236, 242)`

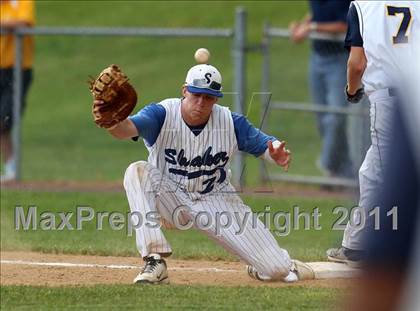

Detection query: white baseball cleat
(246, 265), (301, 283)
(246, 265), (271, 281)
(247, 260), (314, 283)
(133, 253), (169, 284)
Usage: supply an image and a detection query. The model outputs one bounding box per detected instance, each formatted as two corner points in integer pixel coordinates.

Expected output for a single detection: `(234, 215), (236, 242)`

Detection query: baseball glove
(89, 64), (137, 129)
(345, 84), (364, 104)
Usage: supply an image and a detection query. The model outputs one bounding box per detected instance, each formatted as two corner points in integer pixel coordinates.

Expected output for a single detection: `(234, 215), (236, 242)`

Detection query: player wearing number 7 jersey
(327, 1), (420, 266)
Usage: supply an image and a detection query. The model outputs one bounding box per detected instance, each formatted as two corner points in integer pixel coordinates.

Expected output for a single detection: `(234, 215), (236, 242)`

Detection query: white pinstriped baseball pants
(123, 161), (292, 280)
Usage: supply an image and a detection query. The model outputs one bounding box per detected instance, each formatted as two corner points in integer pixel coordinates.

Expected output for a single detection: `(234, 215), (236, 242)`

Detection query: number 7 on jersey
(386, 6), (412, 44)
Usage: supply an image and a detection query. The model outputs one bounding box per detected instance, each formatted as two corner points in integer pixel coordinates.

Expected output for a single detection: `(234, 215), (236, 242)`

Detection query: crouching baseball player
(89, 63), (314, 284)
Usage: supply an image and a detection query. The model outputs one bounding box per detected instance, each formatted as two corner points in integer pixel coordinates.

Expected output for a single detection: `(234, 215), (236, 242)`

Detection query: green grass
(11, 1), (332, 185)
(2, 3), (350, 308)
(1, 190), (352, 261)
(0, 284), (341, 310)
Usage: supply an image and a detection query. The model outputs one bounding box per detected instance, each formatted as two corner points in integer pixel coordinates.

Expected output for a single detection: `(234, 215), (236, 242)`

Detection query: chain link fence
(260, 24), (370, 188)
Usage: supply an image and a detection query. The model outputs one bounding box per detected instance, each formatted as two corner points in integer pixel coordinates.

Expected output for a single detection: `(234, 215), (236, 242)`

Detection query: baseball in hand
(194, 48), (210, 64)
(272, 140), (281, 149)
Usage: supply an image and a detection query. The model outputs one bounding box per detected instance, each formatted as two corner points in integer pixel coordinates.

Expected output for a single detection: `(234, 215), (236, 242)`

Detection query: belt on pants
(368, 88), (398, 102)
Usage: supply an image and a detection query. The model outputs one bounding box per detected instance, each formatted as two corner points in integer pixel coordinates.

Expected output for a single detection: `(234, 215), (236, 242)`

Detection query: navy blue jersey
(344, 3), (363, 51)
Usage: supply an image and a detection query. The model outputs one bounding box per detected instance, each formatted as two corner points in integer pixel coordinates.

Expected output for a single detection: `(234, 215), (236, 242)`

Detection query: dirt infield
(1, 251), (355, 288)
(1, 180), (356, 199)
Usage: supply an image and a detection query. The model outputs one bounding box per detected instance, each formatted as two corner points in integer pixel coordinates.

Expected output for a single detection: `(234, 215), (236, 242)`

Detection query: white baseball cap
(185, 64), (223, 98)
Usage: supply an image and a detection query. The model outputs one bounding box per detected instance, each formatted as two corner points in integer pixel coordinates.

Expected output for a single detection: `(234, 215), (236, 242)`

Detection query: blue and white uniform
(123, 98), (293, 281)
(129, 99), (275, 199)
(342, 1), (420, 250)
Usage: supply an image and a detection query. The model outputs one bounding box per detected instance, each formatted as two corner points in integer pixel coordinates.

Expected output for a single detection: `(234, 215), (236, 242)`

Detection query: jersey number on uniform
(386, 6), (412, 44)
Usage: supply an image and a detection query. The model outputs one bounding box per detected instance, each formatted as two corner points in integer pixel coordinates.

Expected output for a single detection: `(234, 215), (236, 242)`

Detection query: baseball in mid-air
(194, 48), (210, 64)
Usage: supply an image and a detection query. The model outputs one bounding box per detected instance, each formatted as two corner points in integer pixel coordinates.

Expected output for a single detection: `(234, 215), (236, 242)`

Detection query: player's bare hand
(288, 21), (299, 37)
(267, 140), (291, 171)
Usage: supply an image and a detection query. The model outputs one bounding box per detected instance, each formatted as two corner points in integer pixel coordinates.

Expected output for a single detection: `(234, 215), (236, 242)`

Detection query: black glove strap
(345, 85), (365, 104)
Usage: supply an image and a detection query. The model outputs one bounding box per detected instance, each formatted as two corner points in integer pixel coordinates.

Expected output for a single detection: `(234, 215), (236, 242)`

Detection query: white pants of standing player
(123, 160), (292, 280)
(342, 89), (396, 250)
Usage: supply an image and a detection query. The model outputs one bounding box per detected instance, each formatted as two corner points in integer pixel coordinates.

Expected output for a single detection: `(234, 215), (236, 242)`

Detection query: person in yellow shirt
(0, 0), (35, 182)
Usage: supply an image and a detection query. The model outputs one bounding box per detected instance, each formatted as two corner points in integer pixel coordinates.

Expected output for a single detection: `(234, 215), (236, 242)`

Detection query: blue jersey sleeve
(232, 112), (277, 157)
(128, 103), (166, 146)
(344, 3), (363, 51)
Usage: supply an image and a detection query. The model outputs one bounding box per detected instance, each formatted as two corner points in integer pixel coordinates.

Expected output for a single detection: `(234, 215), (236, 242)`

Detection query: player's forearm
(347, 66), (364, 94)
(312, 21), (347, 34)
(347, 67), (363, 94)
(107, 118), (138, 140)
(347, 51), (367, 94)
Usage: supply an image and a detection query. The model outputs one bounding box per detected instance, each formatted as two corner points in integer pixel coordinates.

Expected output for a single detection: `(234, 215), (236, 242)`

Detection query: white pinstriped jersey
(146, 98), (238, 199)
(353, 1), (420, 95)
